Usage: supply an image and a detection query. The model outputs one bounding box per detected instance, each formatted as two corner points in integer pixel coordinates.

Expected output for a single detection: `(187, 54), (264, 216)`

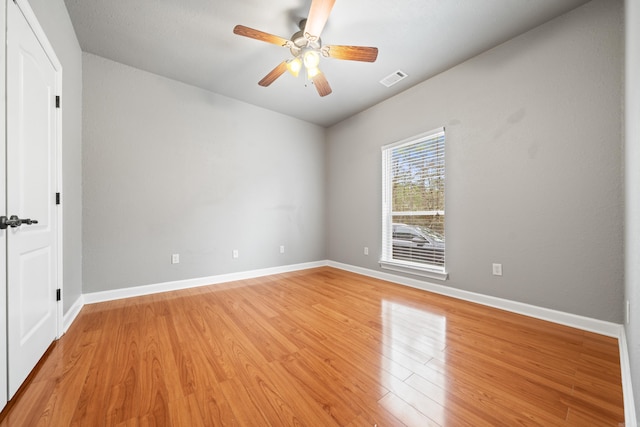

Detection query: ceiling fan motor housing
(289, 28), (321, 58)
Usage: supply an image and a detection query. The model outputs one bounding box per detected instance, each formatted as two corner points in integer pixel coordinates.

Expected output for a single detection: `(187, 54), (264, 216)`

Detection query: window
(381, 128), (447, 280)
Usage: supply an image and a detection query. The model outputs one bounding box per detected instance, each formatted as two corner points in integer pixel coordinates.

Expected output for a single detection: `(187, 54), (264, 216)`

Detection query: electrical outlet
(492, 263), (502, 276)
(364, 247), (369, 256)
(232, 249), (239, 259)
(280, 245), (285, 254)
(171, 254), (179, 264)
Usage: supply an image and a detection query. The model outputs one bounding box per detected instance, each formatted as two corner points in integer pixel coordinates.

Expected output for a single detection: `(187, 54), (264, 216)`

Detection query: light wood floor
(0, 267), (625, 426)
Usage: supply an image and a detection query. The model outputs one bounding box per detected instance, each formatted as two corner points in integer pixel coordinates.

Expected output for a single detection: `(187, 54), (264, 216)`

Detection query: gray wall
(625, 0), (640, 417)
(326, 0), (623, 323)
(28, 0), (83, 315)
(82, 54), (326, 293)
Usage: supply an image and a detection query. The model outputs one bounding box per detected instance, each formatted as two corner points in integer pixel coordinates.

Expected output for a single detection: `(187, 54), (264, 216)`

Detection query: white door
(0, 0), (7, 411)
(6, 0), (59, 399)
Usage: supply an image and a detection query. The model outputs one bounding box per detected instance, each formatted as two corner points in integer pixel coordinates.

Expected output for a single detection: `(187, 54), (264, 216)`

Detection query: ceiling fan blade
(233, 25), (290, 47)
(259, 61), (288, 87)
(312, 73), (332, 97)
(304, 0), (336, 41)
(323, 45), (379, 62)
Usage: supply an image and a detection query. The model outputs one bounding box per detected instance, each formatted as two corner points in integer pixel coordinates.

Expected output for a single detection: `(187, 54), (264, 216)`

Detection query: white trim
(55, 70), (63, 339)
(83, 261), (327, 304)
(62, 295), (84, 333)
(381, 128), (446, 270)
(328, 260), (621, 337)
(380, 260), (448, 281)
(55, 63), (63, 340)
(0, 0), (6, 411)
(13, 0), (65, 339)
(381, 127), (445, 151)
(619, 328), (638, 427)
(14, 0), (61, 69)
(80, 260), (622, 337)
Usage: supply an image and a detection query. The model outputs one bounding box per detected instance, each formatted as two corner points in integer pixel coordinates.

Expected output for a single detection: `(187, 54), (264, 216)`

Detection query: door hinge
(56, 289), (61, 301)
(56, 192), (61, 205)
(55, 95), (60, 109)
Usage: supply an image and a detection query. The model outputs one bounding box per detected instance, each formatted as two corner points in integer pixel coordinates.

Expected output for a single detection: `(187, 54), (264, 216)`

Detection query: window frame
(380, 127), (448, 280)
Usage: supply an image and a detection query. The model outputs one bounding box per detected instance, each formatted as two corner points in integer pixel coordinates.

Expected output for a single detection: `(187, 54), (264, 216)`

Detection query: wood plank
(378, 392), (440, 426)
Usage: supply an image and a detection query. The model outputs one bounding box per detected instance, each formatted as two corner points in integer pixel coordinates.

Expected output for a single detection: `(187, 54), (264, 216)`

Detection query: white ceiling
(63, 0), (590, 127)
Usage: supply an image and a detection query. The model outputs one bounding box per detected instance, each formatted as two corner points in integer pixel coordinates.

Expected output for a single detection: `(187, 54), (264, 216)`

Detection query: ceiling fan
(233, 0), (378, 97)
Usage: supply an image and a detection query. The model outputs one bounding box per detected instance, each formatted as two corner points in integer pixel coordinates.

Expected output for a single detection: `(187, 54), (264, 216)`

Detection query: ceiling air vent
(380, 70), (408, 87)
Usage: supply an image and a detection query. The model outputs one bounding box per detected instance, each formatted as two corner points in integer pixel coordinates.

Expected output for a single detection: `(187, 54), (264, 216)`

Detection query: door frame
(10, 0), (64, 338)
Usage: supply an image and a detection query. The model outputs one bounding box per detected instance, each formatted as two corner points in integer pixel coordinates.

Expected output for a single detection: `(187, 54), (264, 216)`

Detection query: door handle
(0, 215), (39, 229)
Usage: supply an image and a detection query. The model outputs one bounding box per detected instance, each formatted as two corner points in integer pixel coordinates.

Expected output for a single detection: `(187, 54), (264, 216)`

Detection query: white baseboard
(83, 260), (327, 304)
(62, 294), (84, 334)
(81, 259), (623, 336)
(328, 261), (622, 337)
(619, 328), (638, 427)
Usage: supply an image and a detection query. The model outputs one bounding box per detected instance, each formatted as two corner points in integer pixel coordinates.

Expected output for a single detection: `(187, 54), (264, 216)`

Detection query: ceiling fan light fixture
(286, 57), (302, 77)
(303, 49), (321, 69)
(306, 66), (321, 79)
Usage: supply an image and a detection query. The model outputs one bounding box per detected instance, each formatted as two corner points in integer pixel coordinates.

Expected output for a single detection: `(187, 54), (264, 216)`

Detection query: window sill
(379, 260), (449, 281)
